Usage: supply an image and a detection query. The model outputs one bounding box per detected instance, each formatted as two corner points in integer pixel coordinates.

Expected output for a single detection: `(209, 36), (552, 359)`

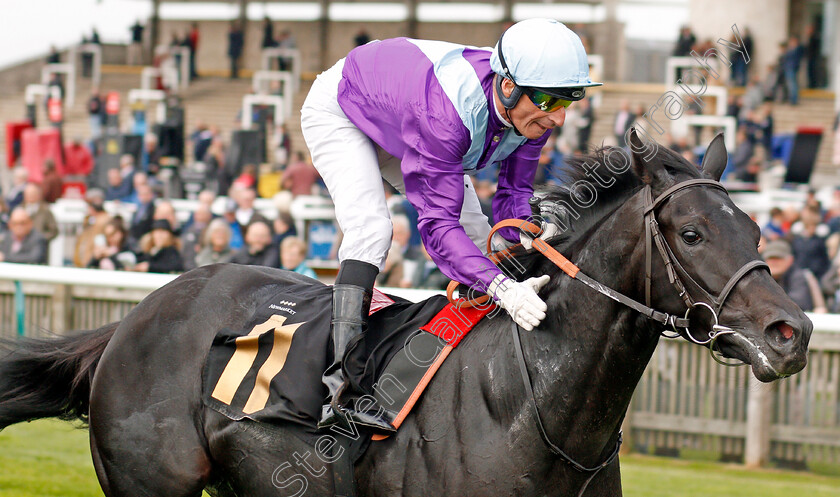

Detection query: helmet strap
(495, 74), (522, 110)
(505, 107), (522, 137)
(495, 75), (523, 136)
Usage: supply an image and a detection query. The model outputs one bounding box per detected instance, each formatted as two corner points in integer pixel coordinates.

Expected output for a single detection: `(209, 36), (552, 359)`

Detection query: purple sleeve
(402, 151), (504, 290)
(492, 132), (548, 241)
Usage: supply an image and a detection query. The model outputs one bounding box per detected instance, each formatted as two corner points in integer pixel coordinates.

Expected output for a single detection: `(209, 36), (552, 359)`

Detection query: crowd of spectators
(3, 19), (837, 300)
(0, 85), (338, 284)
(673, 23), (824, 102)
(757, 193), (840, 313)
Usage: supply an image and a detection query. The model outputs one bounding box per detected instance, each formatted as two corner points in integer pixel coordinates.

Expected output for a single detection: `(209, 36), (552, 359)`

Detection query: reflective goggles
(521, 87), (578, 113)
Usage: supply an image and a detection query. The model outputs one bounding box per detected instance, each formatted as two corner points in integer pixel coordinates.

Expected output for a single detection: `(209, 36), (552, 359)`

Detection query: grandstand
(0, 2), (838, 275)
(1, 67), (836, 179)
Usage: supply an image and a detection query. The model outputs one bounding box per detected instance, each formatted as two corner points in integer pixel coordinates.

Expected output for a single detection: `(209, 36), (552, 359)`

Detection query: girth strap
(331, 436), (357, 497)
(511, 322), (622, 475)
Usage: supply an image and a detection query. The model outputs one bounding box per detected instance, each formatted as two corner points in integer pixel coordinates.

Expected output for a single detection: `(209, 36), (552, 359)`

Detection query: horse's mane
(500, 144), (702, 279)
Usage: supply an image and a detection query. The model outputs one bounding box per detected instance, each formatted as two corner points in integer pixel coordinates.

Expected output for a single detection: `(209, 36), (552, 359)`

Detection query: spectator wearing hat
(132, 219), (183, 274)
(152, 200), (180, 237)
(0, 207), (48, 265)
(763, 239), (824, 312)
(230, 220), (279, 268)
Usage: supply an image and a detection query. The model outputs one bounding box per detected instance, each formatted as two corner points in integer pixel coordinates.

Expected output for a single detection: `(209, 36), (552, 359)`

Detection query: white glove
(487, 274), (550, 331)
(520, 222), (561, 250)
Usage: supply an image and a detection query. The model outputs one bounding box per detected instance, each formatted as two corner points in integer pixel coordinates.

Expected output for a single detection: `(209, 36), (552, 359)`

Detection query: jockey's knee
(341, 216), (393, 269)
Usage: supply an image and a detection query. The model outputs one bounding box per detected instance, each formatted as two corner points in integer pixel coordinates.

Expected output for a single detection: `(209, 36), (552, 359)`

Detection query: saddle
(203, 278), (492, 439)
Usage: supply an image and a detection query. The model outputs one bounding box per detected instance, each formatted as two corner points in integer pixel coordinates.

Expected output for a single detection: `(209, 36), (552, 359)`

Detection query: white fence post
(745, 376), (774, 468)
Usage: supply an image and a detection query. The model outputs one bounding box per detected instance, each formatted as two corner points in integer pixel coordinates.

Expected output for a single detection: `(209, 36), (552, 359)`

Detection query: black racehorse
(0, 131), (811, 496)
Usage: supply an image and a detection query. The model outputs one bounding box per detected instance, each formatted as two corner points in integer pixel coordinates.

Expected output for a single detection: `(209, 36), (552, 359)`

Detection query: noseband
(642, 179), (769, 358)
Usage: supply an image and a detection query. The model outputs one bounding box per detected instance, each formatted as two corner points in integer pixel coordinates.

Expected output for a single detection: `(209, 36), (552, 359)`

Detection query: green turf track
(1, 420), (839, 496)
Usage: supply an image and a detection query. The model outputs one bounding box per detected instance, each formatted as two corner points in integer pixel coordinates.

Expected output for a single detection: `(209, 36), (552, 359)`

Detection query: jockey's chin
(520, 120), (557, 140)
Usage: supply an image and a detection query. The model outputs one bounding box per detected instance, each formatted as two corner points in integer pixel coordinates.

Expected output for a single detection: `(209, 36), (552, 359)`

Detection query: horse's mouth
(713, 323), (808, 383)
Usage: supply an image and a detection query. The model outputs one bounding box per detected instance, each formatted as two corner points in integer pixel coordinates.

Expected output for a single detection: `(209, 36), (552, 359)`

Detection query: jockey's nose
(547, 106), (566, 127)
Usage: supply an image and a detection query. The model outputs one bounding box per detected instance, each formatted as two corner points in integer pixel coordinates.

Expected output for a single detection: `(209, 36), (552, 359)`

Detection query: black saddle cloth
(202, 275), (447, 434)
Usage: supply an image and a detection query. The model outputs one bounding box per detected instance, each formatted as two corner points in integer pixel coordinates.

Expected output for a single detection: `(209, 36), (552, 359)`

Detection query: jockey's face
(497, 78), (566, 140)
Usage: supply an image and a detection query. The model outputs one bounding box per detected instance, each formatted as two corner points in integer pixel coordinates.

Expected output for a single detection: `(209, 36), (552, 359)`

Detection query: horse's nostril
(778, 323), (794, 340)
(766, 321), (795, 347)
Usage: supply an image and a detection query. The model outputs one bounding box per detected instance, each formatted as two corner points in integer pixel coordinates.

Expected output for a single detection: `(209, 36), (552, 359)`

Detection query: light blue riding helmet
(490, 18), (602, 106)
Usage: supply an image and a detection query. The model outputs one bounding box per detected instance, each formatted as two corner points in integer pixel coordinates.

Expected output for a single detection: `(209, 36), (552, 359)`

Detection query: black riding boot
(318, 262), (395, 432)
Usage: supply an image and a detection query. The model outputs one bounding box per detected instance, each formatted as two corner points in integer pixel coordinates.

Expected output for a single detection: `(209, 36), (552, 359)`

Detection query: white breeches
(301, 59), (490, 272)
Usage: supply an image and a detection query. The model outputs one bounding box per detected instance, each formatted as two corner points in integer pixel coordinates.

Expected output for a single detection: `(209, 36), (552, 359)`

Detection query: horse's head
(629, 129), (811, 382)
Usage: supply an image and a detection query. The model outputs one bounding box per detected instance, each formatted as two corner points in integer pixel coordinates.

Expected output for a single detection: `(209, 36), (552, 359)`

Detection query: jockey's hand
(488, 274), (550, 331)
(520, 221), (561, 251)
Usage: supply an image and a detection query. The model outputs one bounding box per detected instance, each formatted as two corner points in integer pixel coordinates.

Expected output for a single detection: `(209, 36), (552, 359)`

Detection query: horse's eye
(682, 230), (701, 245)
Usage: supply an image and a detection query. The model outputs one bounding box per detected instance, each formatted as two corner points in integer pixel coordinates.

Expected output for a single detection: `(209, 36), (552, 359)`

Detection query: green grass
(2, 420), (840, 496)
(0, 420), (102, 497)
(622, 454), (840, 497)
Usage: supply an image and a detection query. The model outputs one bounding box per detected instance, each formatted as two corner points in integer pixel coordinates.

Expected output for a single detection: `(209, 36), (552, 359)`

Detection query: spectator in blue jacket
(783, 36), (804, 105)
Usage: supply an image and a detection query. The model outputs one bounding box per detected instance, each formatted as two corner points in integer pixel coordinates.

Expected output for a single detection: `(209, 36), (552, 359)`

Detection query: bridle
(642, 179), (769, 360)
(464, 178), (770, 361)
(447, 178), (770, 492)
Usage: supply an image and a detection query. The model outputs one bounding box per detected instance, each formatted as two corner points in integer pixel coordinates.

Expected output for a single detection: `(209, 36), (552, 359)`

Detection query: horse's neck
(521, 194), (660, 466)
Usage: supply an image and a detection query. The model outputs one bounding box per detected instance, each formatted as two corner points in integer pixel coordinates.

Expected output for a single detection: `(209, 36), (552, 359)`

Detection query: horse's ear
(629, 128), (671, 190)
(701, 133), (728, 181)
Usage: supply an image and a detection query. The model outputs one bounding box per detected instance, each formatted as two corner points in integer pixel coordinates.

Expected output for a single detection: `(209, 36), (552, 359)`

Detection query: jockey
(301, 18), (601, 431)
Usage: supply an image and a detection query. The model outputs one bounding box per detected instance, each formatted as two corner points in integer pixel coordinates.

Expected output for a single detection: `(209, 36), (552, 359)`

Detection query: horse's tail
(0, 322), (118, 430)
